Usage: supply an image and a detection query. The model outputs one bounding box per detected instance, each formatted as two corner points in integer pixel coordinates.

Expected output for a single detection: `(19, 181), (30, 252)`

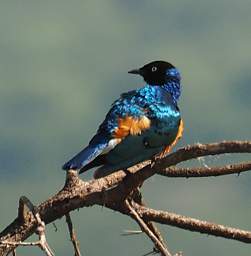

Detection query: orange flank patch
(114, 116), (151, 138)
(161, 119), (184, 157)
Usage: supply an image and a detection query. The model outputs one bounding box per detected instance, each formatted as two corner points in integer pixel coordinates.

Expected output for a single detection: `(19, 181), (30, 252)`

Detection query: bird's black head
(128, 60), (180, 85)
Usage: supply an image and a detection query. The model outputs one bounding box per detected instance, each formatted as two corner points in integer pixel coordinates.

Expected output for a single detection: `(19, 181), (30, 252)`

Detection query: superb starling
(62, 61), (183, 178)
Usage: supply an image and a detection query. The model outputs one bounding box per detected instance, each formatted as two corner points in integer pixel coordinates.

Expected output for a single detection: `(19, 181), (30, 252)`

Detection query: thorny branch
(1, 141), (251, 255)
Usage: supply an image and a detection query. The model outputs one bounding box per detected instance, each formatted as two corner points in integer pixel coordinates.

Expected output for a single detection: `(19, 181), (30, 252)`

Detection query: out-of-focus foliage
(1, 1), (251, 255)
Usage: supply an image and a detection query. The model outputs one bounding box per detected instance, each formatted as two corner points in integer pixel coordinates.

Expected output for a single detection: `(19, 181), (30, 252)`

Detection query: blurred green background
(1, 0), (251, 255)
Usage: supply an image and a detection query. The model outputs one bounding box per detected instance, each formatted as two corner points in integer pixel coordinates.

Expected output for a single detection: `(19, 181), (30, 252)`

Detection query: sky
(1, 1), (251, 255)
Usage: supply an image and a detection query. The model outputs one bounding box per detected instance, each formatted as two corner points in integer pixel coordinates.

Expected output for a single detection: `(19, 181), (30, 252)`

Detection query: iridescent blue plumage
(62, 61), (183, 178)
(99, 84), (180, 133)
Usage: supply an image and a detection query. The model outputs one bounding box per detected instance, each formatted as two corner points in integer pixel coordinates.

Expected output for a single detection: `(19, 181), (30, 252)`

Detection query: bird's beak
(128, 68), (141, 75)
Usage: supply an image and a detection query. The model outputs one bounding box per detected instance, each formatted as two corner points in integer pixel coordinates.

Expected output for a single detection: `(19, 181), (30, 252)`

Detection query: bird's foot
(123, 169), (132, 176)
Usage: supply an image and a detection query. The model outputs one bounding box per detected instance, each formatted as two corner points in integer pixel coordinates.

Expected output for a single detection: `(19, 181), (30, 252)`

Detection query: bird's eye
(151, 66), (157, 72)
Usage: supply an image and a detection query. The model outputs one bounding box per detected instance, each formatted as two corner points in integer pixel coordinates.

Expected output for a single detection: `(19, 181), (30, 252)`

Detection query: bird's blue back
(96, 84), (180, 138)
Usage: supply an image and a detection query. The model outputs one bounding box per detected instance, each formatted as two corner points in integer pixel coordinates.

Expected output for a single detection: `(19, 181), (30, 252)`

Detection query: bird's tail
(62, 142), (107, 171)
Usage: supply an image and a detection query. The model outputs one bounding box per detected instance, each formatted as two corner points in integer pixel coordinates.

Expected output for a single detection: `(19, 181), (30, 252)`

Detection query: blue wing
(62, 135), (109, 170)
(62, 89), (147, 171)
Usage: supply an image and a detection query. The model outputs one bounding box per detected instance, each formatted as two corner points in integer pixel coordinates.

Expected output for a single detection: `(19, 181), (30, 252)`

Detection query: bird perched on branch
(62, 61), (183, 178)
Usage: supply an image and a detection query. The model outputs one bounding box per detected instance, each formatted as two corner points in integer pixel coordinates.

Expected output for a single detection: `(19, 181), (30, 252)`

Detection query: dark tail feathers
(62, 144), (106, 171)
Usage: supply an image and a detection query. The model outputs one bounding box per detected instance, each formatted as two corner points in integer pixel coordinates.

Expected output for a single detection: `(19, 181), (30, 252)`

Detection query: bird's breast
(143, 117), (180, 148)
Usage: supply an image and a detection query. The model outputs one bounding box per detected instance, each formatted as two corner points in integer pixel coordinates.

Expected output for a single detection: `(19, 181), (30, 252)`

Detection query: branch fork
(1, 196), (54, 256)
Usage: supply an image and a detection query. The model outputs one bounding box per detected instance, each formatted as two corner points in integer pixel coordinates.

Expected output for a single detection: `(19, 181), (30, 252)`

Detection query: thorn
(142, 247), (159, 256)
(52, 223), (58, 232)
(121, 230), (143, 236)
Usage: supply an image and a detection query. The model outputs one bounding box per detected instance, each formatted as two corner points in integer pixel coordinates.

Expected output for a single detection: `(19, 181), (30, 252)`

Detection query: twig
(125, 200), (172, 256)
(131, 190), (170, 252)
(142, 248), (159, 256)
(65, 213), (82, 256)
(158, 161), (251, 177)
(35, 212), (54, 256)
(146, 222), (169, 251)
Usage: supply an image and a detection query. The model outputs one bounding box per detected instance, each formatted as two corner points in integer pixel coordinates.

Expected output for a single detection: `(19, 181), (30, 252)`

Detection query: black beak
(128, 68), (141, 75)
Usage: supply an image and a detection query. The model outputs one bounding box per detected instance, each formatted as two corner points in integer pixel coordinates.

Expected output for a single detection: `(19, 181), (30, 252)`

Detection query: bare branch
(125, 200), (172, 256)
(131, 190), (170, 252)
(133, 203), (251, 243)
(65, 213), (82, 256)
(158, 161), (251, 178)
(152, 140), (251, 170)
(1, 141), (251, 255)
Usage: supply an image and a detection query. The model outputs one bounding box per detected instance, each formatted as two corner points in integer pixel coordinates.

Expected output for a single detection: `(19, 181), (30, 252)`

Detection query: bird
(62, 60), (184, 178)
